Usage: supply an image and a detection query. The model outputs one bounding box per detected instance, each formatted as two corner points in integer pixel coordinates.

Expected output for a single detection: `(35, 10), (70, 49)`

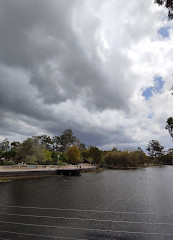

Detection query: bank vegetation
(0, 117), (173, 168)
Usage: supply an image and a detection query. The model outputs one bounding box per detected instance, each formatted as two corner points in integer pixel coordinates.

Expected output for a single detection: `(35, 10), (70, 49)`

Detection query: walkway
(0, 164), (96, 172)
(0, 164), (97, 177)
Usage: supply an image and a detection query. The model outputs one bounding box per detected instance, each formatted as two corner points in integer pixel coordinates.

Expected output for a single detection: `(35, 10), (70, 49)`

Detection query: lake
(0, 166), (173, 240)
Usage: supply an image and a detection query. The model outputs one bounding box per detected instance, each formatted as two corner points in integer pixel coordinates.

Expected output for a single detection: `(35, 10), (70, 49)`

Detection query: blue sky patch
(158, 26), (170, 38)
(142, 87), (153, 100)
(142, 76), (165, 101)
(148, 111), (154, 119)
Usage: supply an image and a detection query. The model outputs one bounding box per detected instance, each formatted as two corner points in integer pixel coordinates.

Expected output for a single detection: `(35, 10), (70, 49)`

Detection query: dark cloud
(0, 65), (53, 121)
(0, 0), (171, 149)
(0, 0), (131, 111)
(0, 0), (75, 67)
(44, 117), (135, 148)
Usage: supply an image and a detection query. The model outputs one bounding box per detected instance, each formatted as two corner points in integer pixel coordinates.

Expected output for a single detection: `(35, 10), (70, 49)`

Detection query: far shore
(107, 163), (164, 170)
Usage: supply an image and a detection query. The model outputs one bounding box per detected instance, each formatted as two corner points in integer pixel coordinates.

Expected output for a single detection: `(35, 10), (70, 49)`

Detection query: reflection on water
(0, 166), (173, 239)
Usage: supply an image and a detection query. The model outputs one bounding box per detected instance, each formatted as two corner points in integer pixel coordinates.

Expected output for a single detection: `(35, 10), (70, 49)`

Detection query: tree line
(0, 129), (102, 166)
(104, 115), (173, 167)
(146, 117), (173, 165)
(0, 117), (172, 167)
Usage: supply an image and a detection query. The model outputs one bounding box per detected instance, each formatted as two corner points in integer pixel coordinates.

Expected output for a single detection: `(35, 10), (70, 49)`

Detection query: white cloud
(0, 0), (172, 150)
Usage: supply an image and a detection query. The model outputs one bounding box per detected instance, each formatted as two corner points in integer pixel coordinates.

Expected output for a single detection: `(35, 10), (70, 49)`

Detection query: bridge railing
(0, 164), (97, 171)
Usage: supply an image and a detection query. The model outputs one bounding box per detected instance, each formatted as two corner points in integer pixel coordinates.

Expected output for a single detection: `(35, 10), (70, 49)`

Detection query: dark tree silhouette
(155, 0), (173, 19)
(170, 86), (173, 95)
(165, 117), (173, 140)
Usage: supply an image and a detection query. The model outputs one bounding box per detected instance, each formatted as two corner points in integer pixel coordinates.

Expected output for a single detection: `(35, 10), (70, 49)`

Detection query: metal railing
(0, 164), (97, 172)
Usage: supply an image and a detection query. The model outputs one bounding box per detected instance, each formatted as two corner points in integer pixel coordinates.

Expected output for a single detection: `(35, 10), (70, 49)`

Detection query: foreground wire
(1, 212), (173, 226)
(0, 204), (173, 216)
(0, 220), (173, 236)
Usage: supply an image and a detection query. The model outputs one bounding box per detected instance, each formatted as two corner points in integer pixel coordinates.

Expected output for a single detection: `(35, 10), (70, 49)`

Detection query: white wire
(0, 229), (87, 240)
(0, 204), (172, 216)
(0, 220), (173, 236)
(1, 212), (173, 226)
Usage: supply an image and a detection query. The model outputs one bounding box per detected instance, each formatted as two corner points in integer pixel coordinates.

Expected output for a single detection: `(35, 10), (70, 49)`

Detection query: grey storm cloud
(0, 0), (171, 149)
(0, 0), (130, 110)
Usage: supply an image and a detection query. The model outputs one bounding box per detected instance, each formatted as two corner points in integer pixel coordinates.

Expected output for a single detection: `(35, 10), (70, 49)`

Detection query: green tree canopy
(0, 139), (10, 152)
(89, 146), (102, 164)
(16, 137), (52, 164)
(81, 149), (90, 163)
(66, 145), (80, 164)
(165, 117), (173, 140)
(59, 129), (75, 152)
(54, 129), (85, 153)
(162, 148), (173, 164)
(36, 135), (52, 150)
(0, 139), (18, 164)
(105, 150), (148, 167)
(146, 140), (164, 159)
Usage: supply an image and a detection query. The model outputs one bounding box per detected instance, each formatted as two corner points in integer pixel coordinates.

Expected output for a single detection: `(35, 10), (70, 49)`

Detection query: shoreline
(107, 163), (163, 170)
(0, 164), (169, 182)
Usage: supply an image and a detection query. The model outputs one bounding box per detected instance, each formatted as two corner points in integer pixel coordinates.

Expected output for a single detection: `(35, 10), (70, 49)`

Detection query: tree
(58, 129), (84, 153)
(0, 139), (10, 152)
(0, 139), (10, 163)
(66, 145), (80, 164)
(146, 140), (164, 159)
(89, 146), (102, 164)
(16, 137), (52, 164)
(52, 135), (61, 151)
(112, 147), (118, 152)
(104, 151), (129, 167)
(105, 149), (148, 167)
(165, 117), (173, 140)
(79, 143), (86, 151)
(81, 149), (90, 163)
(166, 148), (173, 163)
(43, 149), (52, 164)
(128, 151), (147, 166)
(59, 129), (76, 152)
(0, 139), (18, 164)
(8, 141), (21, 162)
(11, 141), (20, 148)
(36, 135), (52, 150)
(162, 148), (173, 164)
(155, 0), (173, 19)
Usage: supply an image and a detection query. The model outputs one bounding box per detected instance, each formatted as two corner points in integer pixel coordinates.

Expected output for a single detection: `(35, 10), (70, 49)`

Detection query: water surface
(0, 166), (173, 239)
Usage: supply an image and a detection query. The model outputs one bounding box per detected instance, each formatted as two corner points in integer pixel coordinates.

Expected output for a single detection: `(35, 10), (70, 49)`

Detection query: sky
(0, 0), (173, 151)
